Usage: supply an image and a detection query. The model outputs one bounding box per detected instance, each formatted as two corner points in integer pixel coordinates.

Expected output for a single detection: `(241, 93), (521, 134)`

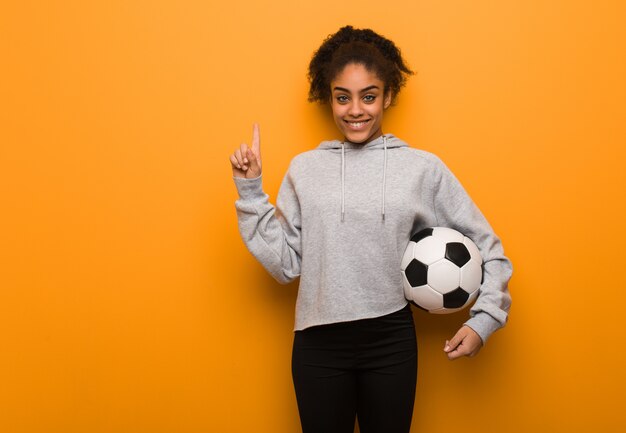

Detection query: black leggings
(292, 304), (417, 433)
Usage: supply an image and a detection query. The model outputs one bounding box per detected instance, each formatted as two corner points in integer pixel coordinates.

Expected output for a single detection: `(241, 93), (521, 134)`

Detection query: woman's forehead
(331, 64), (384, 90)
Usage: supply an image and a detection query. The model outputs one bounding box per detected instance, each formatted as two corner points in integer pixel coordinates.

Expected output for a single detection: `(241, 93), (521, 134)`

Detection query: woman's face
(330, 63), (392, 144)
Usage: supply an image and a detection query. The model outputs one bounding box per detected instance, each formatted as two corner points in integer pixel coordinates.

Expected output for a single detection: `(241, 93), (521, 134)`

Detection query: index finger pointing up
(251, 123), (260, 153)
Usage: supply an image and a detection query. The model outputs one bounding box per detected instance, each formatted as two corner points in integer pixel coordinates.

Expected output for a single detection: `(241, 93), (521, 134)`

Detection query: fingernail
(244, 158), (248, 164)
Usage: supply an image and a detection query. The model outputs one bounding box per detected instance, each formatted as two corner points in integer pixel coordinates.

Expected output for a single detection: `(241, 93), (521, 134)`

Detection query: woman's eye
(337, 95), (349, 103)
(363, 95), (376, 102)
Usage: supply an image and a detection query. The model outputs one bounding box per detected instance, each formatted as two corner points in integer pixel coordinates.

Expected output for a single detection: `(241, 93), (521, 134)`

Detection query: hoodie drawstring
(382, 135), (387, 221)
(341, 142), (345, 222)
(340, 135), (388, 222)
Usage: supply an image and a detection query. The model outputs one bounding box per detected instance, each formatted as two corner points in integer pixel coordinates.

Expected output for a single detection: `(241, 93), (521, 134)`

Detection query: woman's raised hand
(230, 123), (262, 179)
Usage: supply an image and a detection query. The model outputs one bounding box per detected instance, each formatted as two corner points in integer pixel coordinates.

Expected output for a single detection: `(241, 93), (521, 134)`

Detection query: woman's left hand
(443, 325), (483, 360)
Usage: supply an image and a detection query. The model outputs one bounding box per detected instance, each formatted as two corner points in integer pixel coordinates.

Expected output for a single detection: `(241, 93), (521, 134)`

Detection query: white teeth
(347, 121), (368, 128)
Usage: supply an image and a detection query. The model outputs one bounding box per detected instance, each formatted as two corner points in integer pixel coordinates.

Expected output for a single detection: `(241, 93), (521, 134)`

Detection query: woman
(229, 25), (512, 433)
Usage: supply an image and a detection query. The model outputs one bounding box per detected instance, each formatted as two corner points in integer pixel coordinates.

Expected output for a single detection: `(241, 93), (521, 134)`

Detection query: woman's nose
(348, 100), (364, 117)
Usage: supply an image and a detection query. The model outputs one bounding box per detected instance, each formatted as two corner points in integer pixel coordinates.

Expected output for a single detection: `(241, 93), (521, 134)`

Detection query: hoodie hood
(316, 134), (408, 222)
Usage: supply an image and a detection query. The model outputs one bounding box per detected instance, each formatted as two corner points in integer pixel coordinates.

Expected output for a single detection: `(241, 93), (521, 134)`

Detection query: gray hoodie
(233, 134), (512, 343)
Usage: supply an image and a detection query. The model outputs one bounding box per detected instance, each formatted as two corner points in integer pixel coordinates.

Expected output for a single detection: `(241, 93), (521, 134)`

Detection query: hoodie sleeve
(430, 156), (513, 344)
(233, 170), (302, 284)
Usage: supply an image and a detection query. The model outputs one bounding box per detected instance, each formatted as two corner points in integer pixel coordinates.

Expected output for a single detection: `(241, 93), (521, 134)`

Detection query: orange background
(1, 1), (625, 432)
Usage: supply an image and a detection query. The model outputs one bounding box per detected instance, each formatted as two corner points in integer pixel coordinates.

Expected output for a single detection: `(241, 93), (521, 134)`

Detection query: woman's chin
(343, 130), (380, 144)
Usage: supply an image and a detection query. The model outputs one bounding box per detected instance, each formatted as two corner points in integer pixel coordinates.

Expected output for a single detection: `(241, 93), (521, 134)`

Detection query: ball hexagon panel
(460, 259), (482, 292)
(432, 227), (464, 243)
(414, 236), (447, 265)
(443, 287), (470, 309)
(405, 284), (444, 310)
(427, 259), (460, 294)
(445, 242), (471, 267)
(404, 259), (428, 287)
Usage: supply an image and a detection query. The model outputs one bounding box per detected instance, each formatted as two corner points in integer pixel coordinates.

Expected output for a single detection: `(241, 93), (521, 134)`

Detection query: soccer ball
(401, 227), (483, 314)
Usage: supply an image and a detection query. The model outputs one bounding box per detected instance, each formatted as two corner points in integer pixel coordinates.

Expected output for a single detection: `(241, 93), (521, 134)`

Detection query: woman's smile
(344, 119), (371, 130)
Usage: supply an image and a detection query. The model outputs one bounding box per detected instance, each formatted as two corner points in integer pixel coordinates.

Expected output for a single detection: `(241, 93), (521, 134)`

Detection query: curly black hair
(307, 25), (414, 105)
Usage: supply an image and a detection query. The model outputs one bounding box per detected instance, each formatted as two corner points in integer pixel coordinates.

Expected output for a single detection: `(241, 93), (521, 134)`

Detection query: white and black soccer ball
(401, 227), (484, 314)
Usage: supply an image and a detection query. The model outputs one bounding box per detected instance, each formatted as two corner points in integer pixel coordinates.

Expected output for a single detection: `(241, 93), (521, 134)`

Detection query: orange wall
(1, 1), (625, 432)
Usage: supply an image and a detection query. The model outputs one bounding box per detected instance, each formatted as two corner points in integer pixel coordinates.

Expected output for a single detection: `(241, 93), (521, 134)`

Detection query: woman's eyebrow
(332, 85), (380, 93)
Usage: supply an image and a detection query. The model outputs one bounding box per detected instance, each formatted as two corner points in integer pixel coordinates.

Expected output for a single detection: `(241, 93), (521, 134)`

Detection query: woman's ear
(384, 91), (392, 109)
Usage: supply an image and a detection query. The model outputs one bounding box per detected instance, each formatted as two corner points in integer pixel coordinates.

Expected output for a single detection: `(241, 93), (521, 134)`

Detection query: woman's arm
(430, 156), (513, 352)
(230, 124), (302, 284)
